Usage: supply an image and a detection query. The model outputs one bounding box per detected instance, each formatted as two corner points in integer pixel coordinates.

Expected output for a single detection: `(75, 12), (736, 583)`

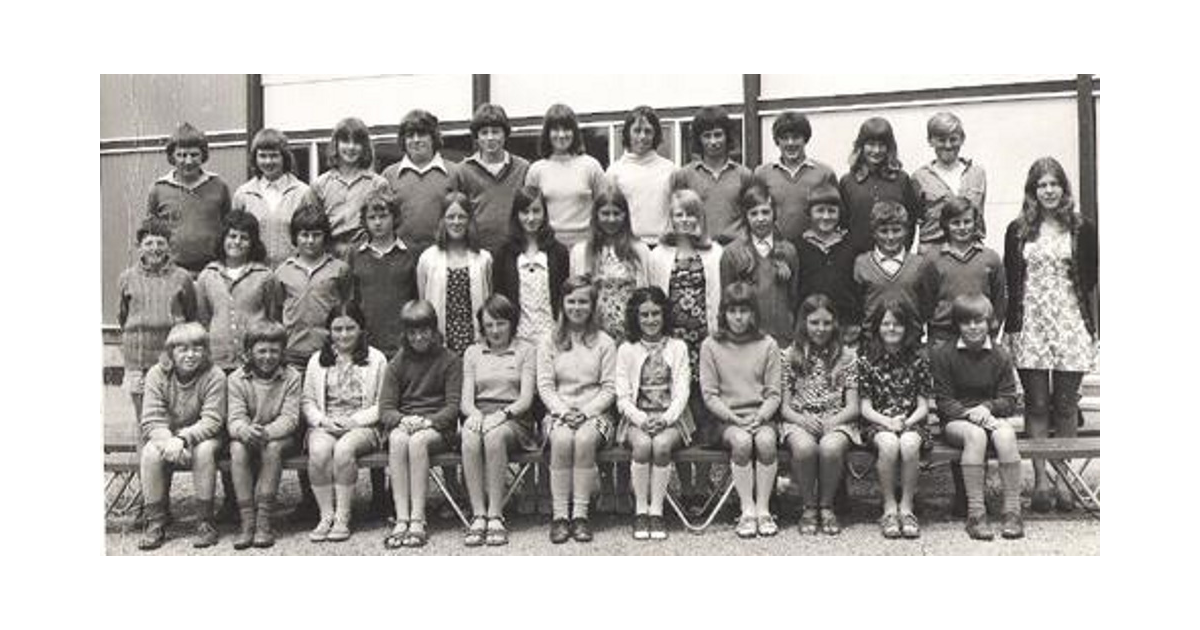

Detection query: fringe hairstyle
(849, 117), (903, 180)
(318, 302), (370, 367)
(583, 185), (641, 277)
(788, 293), (843, 383)
(713, 282), (763, 342)
(552, 274), (601, 352)
(861, 297), (923, 365)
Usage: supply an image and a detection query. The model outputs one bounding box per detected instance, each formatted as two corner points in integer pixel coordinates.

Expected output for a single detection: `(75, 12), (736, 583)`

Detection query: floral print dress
(444, 266), (475, 355)
(1007, 226), (1097, 372)
(667, 254), (708, 385)
(857, 349), (933, 448)
(594, 246), (639, 343)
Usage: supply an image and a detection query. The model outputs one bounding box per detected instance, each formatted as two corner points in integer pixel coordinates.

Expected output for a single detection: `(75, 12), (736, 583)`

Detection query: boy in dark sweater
(146, 123), (232, 274)
(795, 183), (862, 344)
(853, 201), (936, 337)
(931, 294), (1023, 541)
(349, 188), (417, 359)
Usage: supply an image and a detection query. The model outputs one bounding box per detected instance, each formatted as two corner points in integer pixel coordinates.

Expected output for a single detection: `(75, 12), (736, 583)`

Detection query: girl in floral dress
(1004, 157), (1098, 512)
(569, 185), (650, 343)
(417, 192), (494, 355)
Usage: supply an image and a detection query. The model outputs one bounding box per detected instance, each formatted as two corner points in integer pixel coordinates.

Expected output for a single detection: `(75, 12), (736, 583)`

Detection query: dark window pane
(679, 118), (744, 165)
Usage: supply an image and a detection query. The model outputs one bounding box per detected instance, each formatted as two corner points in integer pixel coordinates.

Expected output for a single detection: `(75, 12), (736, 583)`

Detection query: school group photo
(100, 74), (1101, 555)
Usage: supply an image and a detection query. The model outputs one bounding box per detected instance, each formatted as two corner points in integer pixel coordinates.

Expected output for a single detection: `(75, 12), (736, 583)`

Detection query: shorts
(122, 368), (146, 396)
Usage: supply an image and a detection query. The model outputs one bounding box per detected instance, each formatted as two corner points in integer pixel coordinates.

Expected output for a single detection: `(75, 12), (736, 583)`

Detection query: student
(858, 298), (931, 539)
(451, 103), (531, 256)
(416, 192), (494, 355)
(146, 122), (233, 274)
(136, 323), (226, 550)
(615, 287), (694, 540)
(380, 301), (463, 548)
(926, 196), (1006, 347)
(569, 185), (651, 343)
(383, 109), (460, 253)
(779, 294), (859, 536)
(302, 303), (388, 543)
(699, 282), (782, 538)
(605, 105), (678, 245)
(225, 321), (301, 549)
(195, 210), (275, 372)
(795, 183), (863, 345)
(525, 103), (605, 246)
(670, 105), (754, 245)
(720, 178), (800, 345)
(492, 185), (570, 344)
(538, 275), (617, 544)
(839, 117), (920, 255)
(232, 128), (312, 268)
(348, 188), (418, 359)
(459, 294), (538, 546)
(1004, 157), (1098, 513)
(911, 112), (988, 253)
(307, 117), (389, 258)
(932, 294), (1023, 541)
(853, 200), (935, 333)
(273, 204), (352, 369)
(753, 111), (838, 244)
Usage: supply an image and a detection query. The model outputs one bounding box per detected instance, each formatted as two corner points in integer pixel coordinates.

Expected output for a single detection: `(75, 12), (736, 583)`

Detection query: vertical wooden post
(245, 74), (264, 179)
(742, 74), (761, 169)
(472, 74), (491, 112)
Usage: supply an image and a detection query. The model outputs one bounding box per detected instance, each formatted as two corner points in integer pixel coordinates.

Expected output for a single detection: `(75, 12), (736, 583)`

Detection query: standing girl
(492, 186), (570, 345)
(307, 117), (389, 258)
(459, 295), (538, 546)
(302, 303), (388, 543)
(1004, 157), (1098, 512)
(699, 282), (782, 538)
(525, 103), (605, 246)
(416, 192), (494, 356)
(605, 105), (677, 245)
(569, 185), (651, 343)
(196, 211), (275, 372)
(858, 298), (931, 538)
(537, 275), (617, 544)
(615, 287), (694, 540)
(779, 294), (860, 536)
(839, 117), (920, 255)
(232, 128), (311, 268)
(720, 179), (800, 345)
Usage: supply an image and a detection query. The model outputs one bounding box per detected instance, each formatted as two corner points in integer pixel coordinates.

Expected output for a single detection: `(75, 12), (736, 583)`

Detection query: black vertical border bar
(743, 74), (761, 169)
(246, 74), (264, 179)
(472, 74), (491, 112)
(1076, 74), (1099, 333)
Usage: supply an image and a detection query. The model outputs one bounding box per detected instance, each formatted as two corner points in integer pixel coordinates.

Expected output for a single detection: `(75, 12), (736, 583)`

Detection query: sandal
(757, 514), (779, 537)
(819, 507), (841, 536)
(798, 508), (819, 536)
(879, 512), (902, 539)
(405, 521), (428, 547)
(736, 514), (758, 539)
(899, 512), (921, 539)
(383, 521), (409, 549)
(464, 517), (487, 547)
(485, 517), (508, 546)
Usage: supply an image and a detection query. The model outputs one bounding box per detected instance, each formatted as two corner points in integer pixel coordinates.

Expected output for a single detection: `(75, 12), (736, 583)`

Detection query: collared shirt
(940, 241), (981, 263)
(396, 153), (448, 176)
(310, 168), (389, 239)
(697, 159), (736, 179)
(147, 169), (232, 272)
(274, 254), (351, 365)
(873, 248), (907, 277)
(772, 157), (818, 180)
(360, 238), (409, 258)
(801, 228), (847, 254)
(467, 151), (510, 178)
(753, 234), (774, 258)
(956, 336), (994, 350)
(158, 169), (215, 192)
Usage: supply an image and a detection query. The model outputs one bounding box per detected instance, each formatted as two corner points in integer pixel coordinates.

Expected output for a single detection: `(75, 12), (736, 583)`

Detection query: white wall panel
(761, 74), (1073, 100)
(760, 97), (1079, 254)
(263, 74), (474, 131)
(491, 74), (743, 119)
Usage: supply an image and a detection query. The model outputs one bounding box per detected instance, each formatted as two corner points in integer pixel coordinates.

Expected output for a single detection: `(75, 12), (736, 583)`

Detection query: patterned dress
(325, 359), (365, 437)
(1007, 226), (1097, 372)
(668, 254), (708, 384)
(444, 266), (475, 355)
(516, 255), (555, 344)
(781, 345), (860, 444)
(857, 349), (933, 448)
(594, 246), (639, 343)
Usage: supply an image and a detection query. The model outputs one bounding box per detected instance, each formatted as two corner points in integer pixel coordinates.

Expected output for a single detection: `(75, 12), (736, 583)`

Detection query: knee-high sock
(312, 484), (334, 520)
(334, 484), (355, 521)
(754, 461), (777, 515)
(573, 466), (598, 519)
(731, 462), (755, 516)
(649, 464), (672, 516)
(961, 463), (987, 519)
(550, 467), (572, 520)
(999, 461), (1023, 515)
(630, 462), (650, 515)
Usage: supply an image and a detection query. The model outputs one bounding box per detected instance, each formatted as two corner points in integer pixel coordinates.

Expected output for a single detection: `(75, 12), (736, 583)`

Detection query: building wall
(262, 74), (474, 132)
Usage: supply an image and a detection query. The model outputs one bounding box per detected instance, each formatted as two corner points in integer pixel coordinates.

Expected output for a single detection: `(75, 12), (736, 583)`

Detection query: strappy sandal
(485, 517), (508, 546)
(464, 517), (487, 547)
(383, 521), (409, 549)
(879, 512), (902, 539)
(405, 521), (428, 547)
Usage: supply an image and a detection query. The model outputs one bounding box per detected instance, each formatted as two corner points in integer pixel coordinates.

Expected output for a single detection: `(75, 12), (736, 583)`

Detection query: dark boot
(138, 502), (167, 551)
(253, 498), (276, 548)
(193, 499), (219, 548)
(233, 501), (256, 550)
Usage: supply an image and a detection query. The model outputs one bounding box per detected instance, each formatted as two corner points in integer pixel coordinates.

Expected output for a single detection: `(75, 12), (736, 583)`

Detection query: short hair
(327, 117), (374, 169)
(806, 182), (843, 215)
(538, 103), (584, 158)
(715, 282), (762, 341)
(136, 216), (172, 244)
(398, 300), (444, 353)
(553, 274), (601, 351)
(476, 293), (520, 341)
(690, 105), (738, 156)
(165, 122), (209, 164)
(870, 200), (909, 232)
(359, 187), (400, 228)
(849, 116), (902, 175)
(470, 103), (511, 140)
(398, 109), (443, 153)
(289, 202), (332, 246)
(937, 195), (979, 239)
(621, 105), (663, 150)
(435, 191), (481, 251)
(927, 111), (965, 140)
(508, 185), (558, 250)
(862, 297), (922, 363)
(163, 322), (210, 370)
(772, 111), (812, 142)
(249, 128), (294, 176)
(216, 210), (267, 264)
(319, 301), (370, 367)
(951, 293), (994, 327)
(624, 286), (673, 343)
(661, 188), (713, 249)
(244, 320), (288, 350)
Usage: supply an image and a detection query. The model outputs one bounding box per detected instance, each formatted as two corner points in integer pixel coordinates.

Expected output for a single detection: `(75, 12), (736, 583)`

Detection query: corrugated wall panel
(101, 74), (246, 139)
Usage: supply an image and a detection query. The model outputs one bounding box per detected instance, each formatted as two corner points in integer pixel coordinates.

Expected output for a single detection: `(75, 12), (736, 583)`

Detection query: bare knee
(818, 435), (848, 460)
(728, 432), (753, 465)
(549, 429), (574, 466)
(629, 433), (653, 464)
(483, 429), (510, 457)
(754, 430), (778, 464)
(651, 434), (677, 466)
(899, 433), (922, 459)
(874, 433), (900, 461)
(388, 430), (410, 457)
(991, 425), (1019, 459)
(461, 433), (483, 458)
(787, 434), (818, 462)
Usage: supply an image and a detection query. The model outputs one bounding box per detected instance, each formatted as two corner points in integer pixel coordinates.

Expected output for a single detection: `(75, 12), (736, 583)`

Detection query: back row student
(306, 117), (389, 259)
(146, 123), (232, 275)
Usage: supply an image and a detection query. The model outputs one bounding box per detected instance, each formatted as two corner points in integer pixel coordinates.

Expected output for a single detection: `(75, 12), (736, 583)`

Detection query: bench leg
(428, 468), (471, 528)
(499, 462), (535, 511)
(1049, 459), (1101, 515)
(106, 471), (142, 518)
(666, 476), (736, 533)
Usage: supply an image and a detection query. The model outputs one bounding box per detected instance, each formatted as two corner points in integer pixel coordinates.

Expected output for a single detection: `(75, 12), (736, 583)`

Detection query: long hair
(660, 188), (713, 249)
(161, 322), (212, 375)
(849, 117), (903, 179)
(538, 103), (584, 158)
(624, 286), (673, 343)
(326, 117), (374, 170)
(507, 185), (558, 250)
(584, 185), (641, 276)
(689, 105), (738, 158)
(621, 105), (663, 150)
(552, 274), (601, 352)
(318, 302), (370, 367)
(214, 210), (267, 264)
(789, 293), (843, 381)
(726, 178), (777, 279)
(435, 191), (482, 251)
(398, 109), (443, 153)
(713, 282), (763, 342)
(1016, 156), (1080, 240)
(861, 297), (923, 365)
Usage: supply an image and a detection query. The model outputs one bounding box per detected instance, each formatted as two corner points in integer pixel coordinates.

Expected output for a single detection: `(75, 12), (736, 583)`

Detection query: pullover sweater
(536, 331), (617, 417)
(699, 335), (782, 425)
(671, 160), (755, 245)
(753, 160), (839, 243)
(606, 151), (677, 244)
(349, 241), (418, 358)
(450, 153), (531, 255)
(930, 341), (1018, 421)
(146, 171), (232, 272)
(853, 251), (936, 325)
(118, 260), (197, 370)
(140, 362), (227, 446)
(926, 244), (1006, 340)
(526, 154), (605, 246)
(382, 156), (460, 253)
(226, 365), (302, 441)
(378, 345), (463, 435)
